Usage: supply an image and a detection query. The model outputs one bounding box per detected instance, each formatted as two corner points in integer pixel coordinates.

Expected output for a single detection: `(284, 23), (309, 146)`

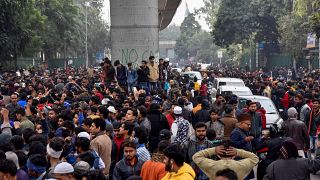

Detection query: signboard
(217, 51), (223, 58)
(306, 33), (316, 48)
(96, 51), (105, 63)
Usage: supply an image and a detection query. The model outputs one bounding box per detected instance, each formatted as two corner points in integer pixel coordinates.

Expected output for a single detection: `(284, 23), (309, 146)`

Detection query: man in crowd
(162, 144), (196, 180)
(192, 143), (259, 180)
(294, 93), (311, 123)
(283, 107), (310, 158)
(231, 113), (254, 152)
(127, 62), (138, 93)
(90, 118), (112, 177)
(140, 140), (170, 180)
(306, 98), (320, 154)
(185, 122), (213, 180)
(171, 106), (193, 145)
(212, 94), (225, 116)
(264, 141), (320, 179)
(6, 93), (21, 120)
(137, 60), (150, 92)
(114, 60), (127, 92)
(113, 141), (145, 180)
(147, 56), (159, 91)
(220, 105), (238, 140)
(247, 102), (262, 151)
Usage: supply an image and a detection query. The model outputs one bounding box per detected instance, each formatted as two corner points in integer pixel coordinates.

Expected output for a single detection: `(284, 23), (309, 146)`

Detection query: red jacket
(199, 84), (208, 96)
(281, 91), (289, 109)
(257, 108), (266, 129)
(166, 113), (175, 128)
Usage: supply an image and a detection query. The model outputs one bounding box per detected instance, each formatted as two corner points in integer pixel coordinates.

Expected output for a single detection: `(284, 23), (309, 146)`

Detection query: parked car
(213, 77), (245, 90)
(181, 71), (202, 85)
(238, 95), (284, 128)
(171, 67), (182, 73)
(211, 77), (246, 97)
(218, 86), (253, 97)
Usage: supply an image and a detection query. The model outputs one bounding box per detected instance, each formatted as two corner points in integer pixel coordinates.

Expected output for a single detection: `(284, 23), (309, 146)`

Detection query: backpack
(174, 118), (190, 144)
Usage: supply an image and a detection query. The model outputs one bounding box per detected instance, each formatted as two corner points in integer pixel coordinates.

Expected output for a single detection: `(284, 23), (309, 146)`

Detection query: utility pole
(249, 40), (252, 71)
(85, 2), (90, 68)
(318, 37), (320, 69)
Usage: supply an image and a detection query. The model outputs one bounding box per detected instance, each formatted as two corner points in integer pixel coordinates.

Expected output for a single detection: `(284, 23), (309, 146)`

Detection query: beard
(125, 155), (134, 161)
(197, 135), (205, 141)
(165, 162), (172, 172)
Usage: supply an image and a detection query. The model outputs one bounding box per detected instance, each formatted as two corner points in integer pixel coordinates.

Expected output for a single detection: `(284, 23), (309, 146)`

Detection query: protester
(185, 122), (213, 180)
(282, 107), (310, 158)
(2, 59), (320, 180)
(264, 141), (320, 180)
(256, 124), (288, 180)
(113, 141), (144, 180)
(220, 105), (238, 140)
(171, 106), (193, 145)
(306, 98), (320, 155)
(90, 118), (112, 177)
(140, 140), (169, 180)
(205, 109), (224, 139)
(192, 143), (259, 180)
(162, 144), (196, 180)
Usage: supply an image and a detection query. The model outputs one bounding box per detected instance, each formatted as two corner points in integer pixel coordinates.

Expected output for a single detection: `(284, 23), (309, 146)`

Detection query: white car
(213, 78), (245, 90)
(181, 71), (202, 85)
(171, 68), (182, 73)
(217, 86), (253, 97)
(238, 95), (284, 128)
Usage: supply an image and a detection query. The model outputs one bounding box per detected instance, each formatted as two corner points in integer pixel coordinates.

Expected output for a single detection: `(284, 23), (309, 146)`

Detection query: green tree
(0, 0), (45, 68)
(175, 13), (201, 59)
(310, 1), (320, 38)
(213, 0), (283, 47)
(278, 14), (308, 65)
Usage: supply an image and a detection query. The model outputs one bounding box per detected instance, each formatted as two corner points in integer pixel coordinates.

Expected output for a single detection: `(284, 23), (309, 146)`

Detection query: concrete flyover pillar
(110, 0), (159, 66)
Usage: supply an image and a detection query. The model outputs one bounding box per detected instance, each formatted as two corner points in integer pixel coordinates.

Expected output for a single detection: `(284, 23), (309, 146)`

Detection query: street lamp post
(85, 2), (90, 68)
(318, 37), (320, 69)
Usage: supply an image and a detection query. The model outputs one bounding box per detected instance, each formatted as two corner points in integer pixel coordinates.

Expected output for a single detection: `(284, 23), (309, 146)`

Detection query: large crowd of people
(0, 56), (320, 180)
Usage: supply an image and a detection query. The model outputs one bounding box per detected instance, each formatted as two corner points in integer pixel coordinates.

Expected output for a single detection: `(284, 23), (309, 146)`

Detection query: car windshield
(219, 82), (244, 86)
(222, 90), (252, 97)
(233, 91), (252, 96)
(239, 98), (277, 114)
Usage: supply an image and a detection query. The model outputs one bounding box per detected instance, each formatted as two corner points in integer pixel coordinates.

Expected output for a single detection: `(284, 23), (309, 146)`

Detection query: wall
(110, 0), (159, 66)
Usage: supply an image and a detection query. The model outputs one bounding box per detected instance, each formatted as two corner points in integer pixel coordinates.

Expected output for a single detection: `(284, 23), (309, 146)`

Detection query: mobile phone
(318, 134), (320, 141)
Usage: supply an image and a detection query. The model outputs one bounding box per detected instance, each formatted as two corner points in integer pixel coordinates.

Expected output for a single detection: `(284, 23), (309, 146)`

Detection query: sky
(102, 0), (209, 30)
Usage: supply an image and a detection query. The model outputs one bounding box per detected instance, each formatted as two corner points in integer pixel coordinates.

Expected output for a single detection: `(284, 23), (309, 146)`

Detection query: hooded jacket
(161, 163), (196, 180)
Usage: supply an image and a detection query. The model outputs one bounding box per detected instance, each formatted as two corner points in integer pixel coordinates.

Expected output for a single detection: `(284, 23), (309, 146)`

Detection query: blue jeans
(149, 82), (158, 91)
(139, 82), (148, 92)
(127, 83), (136, 93)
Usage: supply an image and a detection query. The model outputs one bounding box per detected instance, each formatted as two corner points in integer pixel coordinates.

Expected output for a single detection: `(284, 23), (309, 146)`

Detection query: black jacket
(193, 107), (210, 126)
(264, 150), (320, 180)
(113, 157), (144, 180)
(137, 67), (149, 83)
(147, 109), (169, 152)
